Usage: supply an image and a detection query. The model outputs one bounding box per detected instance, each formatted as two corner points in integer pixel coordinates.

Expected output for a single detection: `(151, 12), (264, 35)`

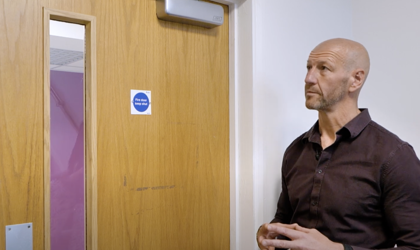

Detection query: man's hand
(257, 223), (298, 250)
(259, 223), (344, 250)
(256, 223), (276, 250)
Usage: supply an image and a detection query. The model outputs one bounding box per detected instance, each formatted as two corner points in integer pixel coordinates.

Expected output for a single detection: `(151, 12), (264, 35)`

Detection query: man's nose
(305, 69), (317, 85)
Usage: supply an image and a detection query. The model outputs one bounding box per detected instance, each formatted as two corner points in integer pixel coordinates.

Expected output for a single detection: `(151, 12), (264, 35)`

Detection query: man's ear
(349, 69), (365, 93)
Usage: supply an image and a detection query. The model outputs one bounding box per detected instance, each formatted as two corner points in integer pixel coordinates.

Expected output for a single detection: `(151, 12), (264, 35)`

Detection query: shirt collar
(303, 109), (372, 142)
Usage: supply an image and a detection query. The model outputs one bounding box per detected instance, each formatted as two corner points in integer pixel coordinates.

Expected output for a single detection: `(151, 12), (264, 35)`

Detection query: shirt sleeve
(352, 143), (420, 250)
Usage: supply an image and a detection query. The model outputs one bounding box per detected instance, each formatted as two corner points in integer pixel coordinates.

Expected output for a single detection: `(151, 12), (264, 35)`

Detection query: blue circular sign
(132, 92), (150, 112)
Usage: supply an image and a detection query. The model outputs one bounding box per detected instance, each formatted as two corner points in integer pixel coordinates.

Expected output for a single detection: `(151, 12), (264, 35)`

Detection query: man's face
(304, 46), (351, 111)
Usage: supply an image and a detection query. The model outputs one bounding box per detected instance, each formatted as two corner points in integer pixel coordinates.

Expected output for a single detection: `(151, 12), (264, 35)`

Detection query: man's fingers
(262, 239), (297, 249)
(260, 224), (284, 239)
(270, 222), (298, 229)
(267, 224), (304, 240)
(257, 228), (278, 250)
(258, 235), (269, 243)
(294, 224), (311, 233)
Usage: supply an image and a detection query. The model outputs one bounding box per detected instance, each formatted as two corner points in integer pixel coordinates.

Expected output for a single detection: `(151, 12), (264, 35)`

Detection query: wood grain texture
(0, 1), (44, 249)
(85, 15), (98, 250)
(1, 1), (229, 249)
(85, 13), (98, 250)
(1, 1), (94, 249)
(94, 1), (230, 249)
(43, 10), (51, 250)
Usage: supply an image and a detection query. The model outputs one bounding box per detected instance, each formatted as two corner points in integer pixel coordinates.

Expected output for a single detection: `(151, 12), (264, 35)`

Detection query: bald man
(256, 38), (420, 250)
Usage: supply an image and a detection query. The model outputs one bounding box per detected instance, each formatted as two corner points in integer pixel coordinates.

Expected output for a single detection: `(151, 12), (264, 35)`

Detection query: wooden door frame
(43, 8), (97, 250)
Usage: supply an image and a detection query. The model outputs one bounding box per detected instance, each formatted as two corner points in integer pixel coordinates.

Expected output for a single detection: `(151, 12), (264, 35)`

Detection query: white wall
(231, 1), (420, 249)
(352, 0), (420, 153)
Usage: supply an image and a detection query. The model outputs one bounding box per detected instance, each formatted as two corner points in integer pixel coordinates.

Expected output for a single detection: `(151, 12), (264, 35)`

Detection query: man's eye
(322, 66), (328, 70)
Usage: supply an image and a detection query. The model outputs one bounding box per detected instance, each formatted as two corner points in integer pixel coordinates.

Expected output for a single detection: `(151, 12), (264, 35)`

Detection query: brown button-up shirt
(272, 109), (420, 250)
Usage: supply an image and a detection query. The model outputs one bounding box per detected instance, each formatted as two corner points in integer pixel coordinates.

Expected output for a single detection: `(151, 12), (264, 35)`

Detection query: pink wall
(50, 70), (84, 250)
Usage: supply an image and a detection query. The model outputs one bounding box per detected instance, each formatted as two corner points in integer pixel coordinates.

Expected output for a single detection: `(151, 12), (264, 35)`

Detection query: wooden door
(0, 1), (229, 249)
(95, 1), (230, 249)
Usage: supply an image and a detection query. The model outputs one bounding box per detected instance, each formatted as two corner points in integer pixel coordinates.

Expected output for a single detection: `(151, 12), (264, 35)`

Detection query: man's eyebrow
(307, 60), (331, 65)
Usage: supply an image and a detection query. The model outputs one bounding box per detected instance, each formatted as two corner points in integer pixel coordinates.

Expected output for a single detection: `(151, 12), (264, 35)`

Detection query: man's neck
(318, 107), (361, 149)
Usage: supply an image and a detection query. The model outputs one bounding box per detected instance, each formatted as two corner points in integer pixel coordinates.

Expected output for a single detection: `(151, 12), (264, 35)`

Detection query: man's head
(304, 38), (370, 112)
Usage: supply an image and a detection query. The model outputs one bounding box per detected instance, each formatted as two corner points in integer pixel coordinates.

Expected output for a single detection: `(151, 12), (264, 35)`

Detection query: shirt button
(317, 169), (323, 174)
(311, 201), (318, 206)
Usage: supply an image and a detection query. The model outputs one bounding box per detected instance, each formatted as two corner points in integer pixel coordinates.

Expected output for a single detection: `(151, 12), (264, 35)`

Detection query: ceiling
(50, 21), (85, 73)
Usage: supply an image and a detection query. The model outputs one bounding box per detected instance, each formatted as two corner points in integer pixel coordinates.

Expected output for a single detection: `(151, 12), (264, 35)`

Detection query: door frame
(43, 8), (97, 250)
(211, 0), (256, 249)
